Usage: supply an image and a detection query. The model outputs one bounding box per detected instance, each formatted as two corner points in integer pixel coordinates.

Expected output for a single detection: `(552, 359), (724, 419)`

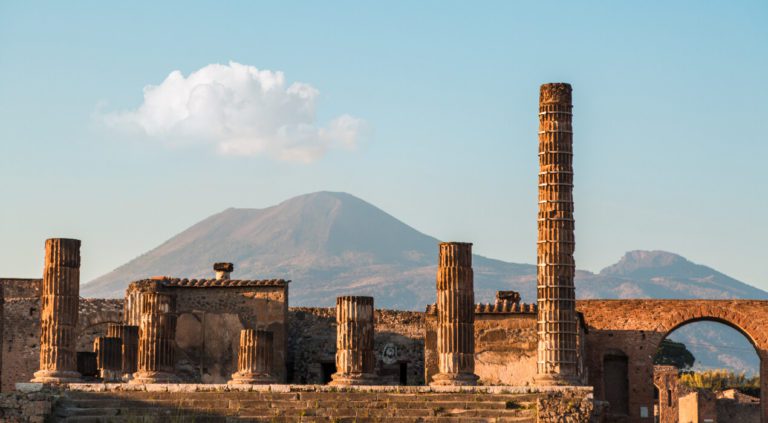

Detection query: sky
(1, 1), (767, 289)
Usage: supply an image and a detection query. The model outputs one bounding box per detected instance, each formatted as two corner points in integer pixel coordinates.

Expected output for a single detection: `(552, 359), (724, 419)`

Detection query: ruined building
(1, 83), (767, 423)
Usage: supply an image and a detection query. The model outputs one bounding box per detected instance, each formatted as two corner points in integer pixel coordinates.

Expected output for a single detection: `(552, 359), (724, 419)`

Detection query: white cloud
(103, 61), (365, 162)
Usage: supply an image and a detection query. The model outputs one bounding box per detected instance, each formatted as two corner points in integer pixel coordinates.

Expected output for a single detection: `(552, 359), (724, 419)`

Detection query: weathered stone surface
(31, 238), (82, 384)
(536, 390), (594, 422)
(431, 242), (478, 386)
(536, 83), (579, 386)
(131, 288), (178, 384)
(229, 329), (275, 384)
(0, 388), (54, 422)
(330, 296), (377, 386)
(93, 336), (121, 382)
(107, 323), (139, 379)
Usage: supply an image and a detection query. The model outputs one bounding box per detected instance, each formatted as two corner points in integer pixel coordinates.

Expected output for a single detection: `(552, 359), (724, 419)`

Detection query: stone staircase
(51, 385), (543, 423)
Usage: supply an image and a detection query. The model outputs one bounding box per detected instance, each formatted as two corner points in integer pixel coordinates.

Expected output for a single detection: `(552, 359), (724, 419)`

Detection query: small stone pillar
(32, 238), (82, 383)
(330, 296), (376, 385)
(228, 329), (275, 384)
(431, 242), (479, 386)
(131, 289), (178, 383)
(93, 336), (122, 382)
(107, 323), (139, 380)
(214, 262), (233, 280)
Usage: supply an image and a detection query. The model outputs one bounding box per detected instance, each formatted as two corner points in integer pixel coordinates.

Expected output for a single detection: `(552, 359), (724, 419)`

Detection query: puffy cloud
(103, 62), (365, 162)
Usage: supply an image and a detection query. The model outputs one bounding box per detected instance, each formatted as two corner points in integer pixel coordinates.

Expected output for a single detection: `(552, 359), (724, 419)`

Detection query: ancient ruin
(1, 82), (766, 423)
(430, 242), (479, 386)
(131, 288), (178, 383)
(31, 238), (82, 384)
(228, 329), (275, 384)
(536, 83), (579, 385)
(330, 296), (377, 386)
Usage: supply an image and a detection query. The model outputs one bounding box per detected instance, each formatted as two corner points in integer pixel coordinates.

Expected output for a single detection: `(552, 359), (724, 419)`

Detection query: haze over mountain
(83, 191), (766, 306)
(82, 191), (767, 375)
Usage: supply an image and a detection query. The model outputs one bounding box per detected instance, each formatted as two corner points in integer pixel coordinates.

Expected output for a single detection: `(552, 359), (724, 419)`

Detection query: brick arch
(654, 306), (766, 353)
(578, 299), (768, 423)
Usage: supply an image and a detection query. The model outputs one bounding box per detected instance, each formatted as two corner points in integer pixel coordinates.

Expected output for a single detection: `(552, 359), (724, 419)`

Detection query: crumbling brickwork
(124, 278), (288, 384)
(577, 299), (768, 423)
(288, 307), (425, 385)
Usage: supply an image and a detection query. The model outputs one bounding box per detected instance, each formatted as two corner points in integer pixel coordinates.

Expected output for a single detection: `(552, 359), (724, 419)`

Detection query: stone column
(107, 323), (139, 380)
(228, 329), (275, 384)
(32, 238), (82, 383)
(330, 296), (376, 385)
(131, 289), (178, 383)
(431, 242), (479, 386)
(536, 83), (579, 385)
(93, 336), (122, 382)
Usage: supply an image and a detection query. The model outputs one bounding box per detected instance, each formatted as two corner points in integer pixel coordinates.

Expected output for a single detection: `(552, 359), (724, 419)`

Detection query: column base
(534, 373), (581, 386)
(228, 372), (276, 385)
(430, 372), (479, 386)
(328, 372), (378, 386)
(100, 369), (123, 383)
(129, 370), (180, 384)
(31, 370), (82, 384)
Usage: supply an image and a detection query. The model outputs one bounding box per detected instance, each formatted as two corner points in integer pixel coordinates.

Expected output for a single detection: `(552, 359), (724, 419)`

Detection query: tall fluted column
(329, 296), (376, 386)
(131, 289), (178, 383)
(32, 238), (82, 383)
(107, 323), (139, 380)
(228, 329), (276, 384)
(93, 336), (122, 382)
(431, 242), (478, 386)
(536, 83), (579, 385)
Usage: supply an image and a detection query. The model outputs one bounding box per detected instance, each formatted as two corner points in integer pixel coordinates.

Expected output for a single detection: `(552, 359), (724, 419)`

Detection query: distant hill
(81, 191), (767, 375)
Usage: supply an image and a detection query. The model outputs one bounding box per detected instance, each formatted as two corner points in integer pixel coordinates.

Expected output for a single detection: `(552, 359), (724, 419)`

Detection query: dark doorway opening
(399, 362), (408, 385)
(604, 352), (629, 415)
(321, 362), (336, 384)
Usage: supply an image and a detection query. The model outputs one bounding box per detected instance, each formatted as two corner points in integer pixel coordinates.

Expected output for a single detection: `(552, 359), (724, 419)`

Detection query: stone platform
(14, 383), (595, 422)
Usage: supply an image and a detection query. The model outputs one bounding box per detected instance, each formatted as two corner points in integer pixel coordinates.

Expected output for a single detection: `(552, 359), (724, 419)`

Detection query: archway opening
(654, 319), (761, 423)
(603, 350), (630, 416)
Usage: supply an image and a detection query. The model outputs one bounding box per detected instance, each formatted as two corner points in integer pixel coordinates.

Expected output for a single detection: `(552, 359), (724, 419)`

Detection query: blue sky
(1, 1), (767, 288)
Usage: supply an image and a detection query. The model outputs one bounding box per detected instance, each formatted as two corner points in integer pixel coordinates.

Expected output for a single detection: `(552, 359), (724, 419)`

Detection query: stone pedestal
(107, 323), (139, 380)
(228, 329), (275, 384)
(93, 336), (122, 382)
(329, 296), (376, 386)
(32, 238), (82, 383)
(431, 242), (479, 386)
(535, 83), (579, 385)
(131, 290), (179, 384)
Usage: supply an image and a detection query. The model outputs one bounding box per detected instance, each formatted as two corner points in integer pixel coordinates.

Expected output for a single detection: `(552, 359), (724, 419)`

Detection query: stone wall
(717, 389), (760, 423)
(125, 280), (288, 384)
(0, 385), (54, 423)
(288, 307), (425, 385)
(1, 278), (126, 392)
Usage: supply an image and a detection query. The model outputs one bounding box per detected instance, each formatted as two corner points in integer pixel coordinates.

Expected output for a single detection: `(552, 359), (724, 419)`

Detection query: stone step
(60, 417), (535, 423)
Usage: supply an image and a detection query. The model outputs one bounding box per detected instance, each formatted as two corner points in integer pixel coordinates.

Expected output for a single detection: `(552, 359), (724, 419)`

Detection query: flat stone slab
(45, 382), (592, 397)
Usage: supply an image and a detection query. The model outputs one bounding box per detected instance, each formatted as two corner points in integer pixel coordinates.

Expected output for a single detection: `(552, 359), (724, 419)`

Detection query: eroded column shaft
(107, 323), (139, 377)
(131, 290), (178, 383)
(229, 329), (275, 384)
(93, 336), (122, 382)
(536, 83), (578, 384)
(432, 242), (478, 386)
(32, 238), (82, 383)
(330, 296), (375, 385)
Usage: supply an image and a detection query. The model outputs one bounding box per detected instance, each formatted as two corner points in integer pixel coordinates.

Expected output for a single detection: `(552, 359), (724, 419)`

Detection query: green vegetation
(653, 339), (695, 370)
(679, 369), (760, 396)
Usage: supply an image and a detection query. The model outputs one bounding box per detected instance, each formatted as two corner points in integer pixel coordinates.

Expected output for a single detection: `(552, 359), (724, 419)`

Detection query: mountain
(82, 191), (768, 375)
(83, 191), (766, 306)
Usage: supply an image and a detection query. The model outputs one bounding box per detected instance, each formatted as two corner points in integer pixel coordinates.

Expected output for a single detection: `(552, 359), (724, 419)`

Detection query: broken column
(93, 336), (122, 382)
(131, 287), (178, 383)
(536, 83), (579, 385)
(431, 242), (479, 386)
(214, 262), (233, 280)
(330, 296), (376, 385)
(228, 329), (275, 384)
(107, 323), (139, 380)
(32, 238), (82, 383)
